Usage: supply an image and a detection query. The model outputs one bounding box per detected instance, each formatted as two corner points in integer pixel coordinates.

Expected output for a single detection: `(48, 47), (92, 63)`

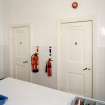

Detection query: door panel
(59, 21), (93, 97)
(12, 26), (30, 81)
(65, 73), (84, 95)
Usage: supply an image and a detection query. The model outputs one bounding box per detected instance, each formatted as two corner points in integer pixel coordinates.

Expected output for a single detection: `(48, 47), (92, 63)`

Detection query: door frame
(57, 17), (96, 98)
(9, 24), (31, 81)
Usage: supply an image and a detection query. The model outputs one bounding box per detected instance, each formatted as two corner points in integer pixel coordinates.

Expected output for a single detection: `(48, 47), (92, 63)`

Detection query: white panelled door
(58, 21), (93, 97)
(12, 26), (31, 81)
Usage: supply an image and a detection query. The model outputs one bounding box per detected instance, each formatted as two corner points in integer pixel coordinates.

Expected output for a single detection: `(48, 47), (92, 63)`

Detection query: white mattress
(0, 78), (75, 105)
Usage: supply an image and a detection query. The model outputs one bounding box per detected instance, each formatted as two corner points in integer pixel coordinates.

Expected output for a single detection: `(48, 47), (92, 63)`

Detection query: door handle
(83, 67), (91, 71)
(23, 60), (28, 64)
(83, 67), (88, 71)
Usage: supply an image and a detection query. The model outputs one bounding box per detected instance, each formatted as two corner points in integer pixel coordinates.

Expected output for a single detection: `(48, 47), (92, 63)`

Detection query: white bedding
(0, 78), (75, 105)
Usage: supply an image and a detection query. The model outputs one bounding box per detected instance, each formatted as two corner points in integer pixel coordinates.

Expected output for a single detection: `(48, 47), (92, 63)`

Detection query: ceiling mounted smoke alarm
(72, 1), (78, 9)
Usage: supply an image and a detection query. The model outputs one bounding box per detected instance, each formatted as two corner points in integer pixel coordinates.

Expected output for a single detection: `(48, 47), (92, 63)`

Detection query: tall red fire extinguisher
(31, 46), (39, 73)
(45, 46), (53, 77)
(47, 58), (52, 76)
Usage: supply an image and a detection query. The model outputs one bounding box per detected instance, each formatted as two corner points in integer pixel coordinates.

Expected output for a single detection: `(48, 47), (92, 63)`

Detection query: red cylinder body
(47, 59), (52, 76)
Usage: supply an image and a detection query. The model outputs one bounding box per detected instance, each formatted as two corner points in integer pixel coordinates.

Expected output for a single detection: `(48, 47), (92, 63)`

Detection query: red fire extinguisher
(45, 46), (53, 77)
(47, 58), (52, 76)
(31, 46), (39, 73)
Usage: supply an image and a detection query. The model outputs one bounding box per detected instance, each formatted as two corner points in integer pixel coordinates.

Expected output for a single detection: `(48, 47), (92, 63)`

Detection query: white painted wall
(0, 0), (4, 44)
(0, 0), (4, 79)
(0, 0), (9, 79)
(4, 0), (105, 101)
(0, 0), (6, 79)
